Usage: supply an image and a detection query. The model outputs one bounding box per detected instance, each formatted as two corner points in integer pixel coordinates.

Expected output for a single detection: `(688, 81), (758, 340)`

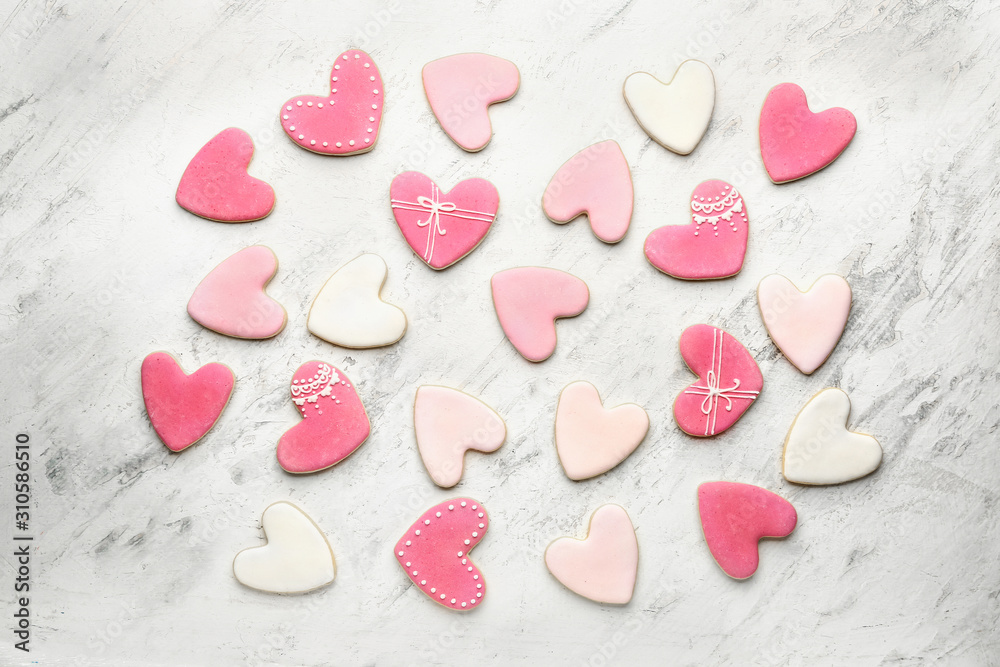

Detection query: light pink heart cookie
(757, 274), (852, 374)
(395, 498), (489, 610)
(542, 140), (634, 243)
(491, 267), (590, 363)
(187, 246), (287, 339)
(759, 83), (857, 183)
(544, 504), (638, 604)
(276, 361), (371, 474)
(674, 325), (762, 437)
(422, 53), (520, 152)
(390, 172), (499, 270)
(280, 49), (383, 155)
(140, 352), (234, 452)
(698, 481), (797, 579)
(555, 381), (649, 481)
(645, 180), (748, 280)
(175, 128), (275, 222)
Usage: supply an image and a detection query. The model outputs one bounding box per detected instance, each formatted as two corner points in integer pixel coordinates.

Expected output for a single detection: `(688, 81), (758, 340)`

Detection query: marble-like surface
(1, 0), (999, 664)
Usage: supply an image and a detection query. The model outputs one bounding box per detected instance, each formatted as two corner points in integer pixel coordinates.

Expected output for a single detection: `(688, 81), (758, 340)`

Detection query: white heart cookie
(233, 502), (336, 594)
(622, 60), (715, 155)
(307, 253), (407, 348)
(783, 388), (883, 485)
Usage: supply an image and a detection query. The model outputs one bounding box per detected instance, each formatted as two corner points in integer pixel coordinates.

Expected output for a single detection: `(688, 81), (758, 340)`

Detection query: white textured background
(2, 0), (999, 665)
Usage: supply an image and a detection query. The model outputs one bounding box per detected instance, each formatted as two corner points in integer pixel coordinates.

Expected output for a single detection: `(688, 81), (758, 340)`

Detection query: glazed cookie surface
(623, 60), (715, 155)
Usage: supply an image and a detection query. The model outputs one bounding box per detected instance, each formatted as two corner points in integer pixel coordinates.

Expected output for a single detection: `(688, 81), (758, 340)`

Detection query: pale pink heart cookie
(757, 274), (852, 374)
(645, 180), (748, 280)
(542, 140), (634, 244)
(698, 481), (797, 579)
(395, 498), (489, 610)
(674, 325), (762, 437)
(140, 352), (234, 452)
(491, 267), (590, 363)
(544, 504), (638, 604)
(759, 83), (857, 183)
(280, 49), (383, 155)
(390, 172), (499, 270)
(414, 386), (506, 488)
(422, 53), (520, 152)
(187, 246), (287, 339)
(175, 128), (275, 222)
(276, 362), (370, 474)
(555, 381), (649, 481)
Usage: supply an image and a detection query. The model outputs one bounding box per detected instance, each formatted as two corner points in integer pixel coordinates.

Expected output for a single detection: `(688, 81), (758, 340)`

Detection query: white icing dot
(462, 602), (467, 607)
(464, 539), (470, 545)
(283, 115), (288, 120)
(450, 598), (456, 604)
(468, 566), (473, 572)
(477, 584), (482, 589)
(342, 55), (348, 60)
(310, 140), (316, 145)
(733, 228), (738, 232)
(349, 140), (355, 146)
(715, 232), (719, 236)
(478, 523), (484, 529)
(289, 126), (295, 131)
(439, 594), (445, 600)
(478, 513), (484, 518)
(334, 64), (340, 70)
(298, 134), (304, 140)
(367, 128), (373, 133)
(415, 530), (420, 535)
(405, 562), (411, 567)
(369, 116), (375, 122)
(354, 53), (360, 59)
(330, 99), (335, 104)
(336, 142), (342, 147)
(307, 101), (313, 107)
(430, 587), (436, 593)
(332, 77), (338, 82)
(420, 580), (426, 585)
(364, 62), (370, 68)
(474, 575), (479, 580)
(471, 505), (476, 510)
(372, 104), (377, 109)
(296, 101), (302, 106)
(436, 512), (441, 518)
(364, 138), (370, 143)
(332, 89), (337, 93)
(472, 532), (478, 537)
(412, 571), (417, 576)
(462, 559), (467, 564)
(448, 505), (454, 510)
(318, 103), (323, 108)
(694, 232), (699, 236)
(286, 105), (292, 111)
(323, 142), (328, 147)
(477, 592), (482, 597)
(397, 551), (404, 556)
(424, 519), (430, 525)
(335, 400), (340, 404)
(457, 551), (463, 557)
(471, 599), (477, 604)
(370, 76), (375, 81)
(405, 541), (411, 546)
(373, 89), (379, 94)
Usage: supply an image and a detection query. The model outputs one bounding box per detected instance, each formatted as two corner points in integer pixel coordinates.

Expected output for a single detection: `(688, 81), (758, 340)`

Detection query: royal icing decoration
(307, 254), (407, 348)
(645, 180), (748, 280)
(414, 386), (506, 488)
(783, 388), (883, 486)
(187, 245), (287, 339)
(542, 140), (634, 244)
(175, 128), (275, 222)
(233, 502), (336, 594)
(622, 60), (715, 155)
(140, 352), (234, 452)
(491, 267), (589, 363)
(422, 53), (520, 152)
(276, 361), (370, 474)
(280, 49), (383, 156)
(555, 381), (649, 481)
(757, 274), (852, 375)
(759, 83), (857, 183)
(395, 498), (489, 610)
(544, 504), (638, 605)
(390, 172), (499, 270)
(698, 482), (797, 580)
(674, 325), (762, 437)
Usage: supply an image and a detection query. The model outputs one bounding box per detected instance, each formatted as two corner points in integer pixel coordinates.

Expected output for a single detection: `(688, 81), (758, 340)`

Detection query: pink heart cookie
(390, 172), (499, 270)
(395, 498), (489, 610)
(644, 180), (748, 280)
(542, 140), (634, 244)
(276, 361), (371, 474)
(698, 481), (797, 579)
(280, 49), (383, 155)
(759, 83), (857, 183)
(674, 325), (762, 437)
(422, 53), (520, 152)
(140, 352), (234, 452)
(491, 267), (590, 363)
(175, 128), (275, 223)
(757, 274), (852, 374)
(187, 246), (287, 340)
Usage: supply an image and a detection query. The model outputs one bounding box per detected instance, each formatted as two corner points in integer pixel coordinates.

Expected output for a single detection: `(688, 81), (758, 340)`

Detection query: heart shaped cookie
(414, 386), (506, 488)
(757, 274), (851, 375)
(395, 498), (489, 610)
(390, 172), (499, 270)
(544, 504), (638, 604)
(307, 254), (407, 348)
(233, 502), (336, 594)
(276, 362), (371, 474)
(280, 49), (383, 155)
(645, 180), (748, 280)
(175, 128), (275, 222)
(140, 352), (234, 452)
(783, 388), (882, 485)
(542, 140), (634, 244)
(759, 83), (857, 183)
(674, 325), (762, 437)
(422, 53), (520, 152)
(698, 482), (797, 580)
(555, 381), (649, 480)
(491, 267), (590, 362)
(187, 245), (287, 339)
(623, 60), (715, 155)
